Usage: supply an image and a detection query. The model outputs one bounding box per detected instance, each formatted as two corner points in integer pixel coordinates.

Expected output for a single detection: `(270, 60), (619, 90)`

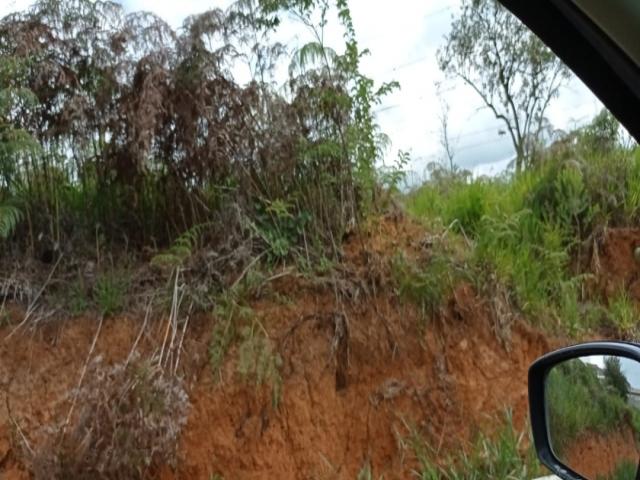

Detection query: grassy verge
(410, 411), (543, 479)
(404, 122), (640, 336)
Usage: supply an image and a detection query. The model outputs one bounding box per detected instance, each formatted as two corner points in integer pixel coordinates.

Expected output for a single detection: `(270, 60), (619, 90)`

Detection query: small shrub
(150, 222), (213, 269)
(624, 150), (640, 221)
(556, 276), (607, 338)
(68, 277), (90, 317)
(406, 178), (497, 236)
(596, 461), (639, 480)
(208, 285), (262, 377)
(444, 180), (494, 237)
(405, 185), (445, 224)
(391, 251), (458, 318)
(237, 321), (283, 407)
(579, 109), (620, 154)
(607, 291), (639, 338)
(208, 293), (282, 406)
(94, 270), (128, 317)
(356, 461), (376, 480)
(208, 293), (252, 379)
(251, 198), (311, 264)
(24, 356), (189, 480)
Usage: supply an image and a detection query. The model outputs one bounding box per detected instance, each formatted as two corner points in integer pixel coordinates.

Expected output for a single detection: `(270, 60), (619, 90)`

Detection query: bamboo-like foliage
(0, 0), (396, 260)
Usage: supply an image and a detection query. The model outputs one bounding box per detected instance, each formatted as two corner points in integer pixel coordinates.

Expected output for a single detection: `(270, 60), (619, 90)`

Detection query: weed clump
(410, 411), (542, 479)
(391, 250), (457, 318)
(23, 356), (189, 480)
(237, 322), (283, 407)
(208, 288), (283, 406)
(607, 291), (640, 338)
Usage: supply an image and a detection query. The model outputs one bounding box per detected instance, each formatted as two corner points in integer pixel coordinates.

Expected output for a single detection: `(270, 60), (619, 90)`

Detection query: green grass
(94, 270), (129, 317)
(391, 250), (458, 318)
(404, 143), (640, 336)
(411, 411), (543, 480)
(607, 291), (640, 338)
(67, 277), (91, 317)
(545, 357), (640, 457)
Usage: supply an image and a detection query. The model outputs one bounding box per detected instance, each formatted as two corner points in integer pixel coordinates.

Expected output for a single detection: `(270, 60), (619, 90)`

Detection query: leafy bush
(475, 209), (572, 320)
(579, 109), (620, 154)
(67, 277), (91, 317)
(209, 292), (253, 379)
(407, 176), (496, 236)
(208, 291), (282, 405)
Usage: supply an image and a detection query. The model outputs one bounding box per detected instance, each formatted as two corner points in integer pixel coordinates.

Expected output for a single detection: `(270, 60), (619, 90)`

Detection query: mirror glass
(546, 355), (640, 480)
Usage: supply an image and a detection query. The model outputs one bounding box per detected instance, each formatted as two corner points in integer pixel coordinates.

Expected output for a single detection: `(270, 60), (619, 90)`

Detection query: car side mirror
(529, 342), (640, 480)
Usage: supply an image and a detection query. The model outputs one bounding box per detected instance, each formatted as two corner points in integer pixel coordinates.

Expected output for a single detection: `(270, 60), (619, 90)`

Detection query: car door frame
(498, 0), (640, 143)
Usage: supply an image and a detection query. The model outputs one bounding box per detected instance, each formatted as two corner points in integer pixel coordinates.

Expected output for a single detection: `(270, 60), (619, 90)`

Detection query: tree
(438, 0), (570, 174)
(603, 356), (630, 402)
(580, 108), (620, 153)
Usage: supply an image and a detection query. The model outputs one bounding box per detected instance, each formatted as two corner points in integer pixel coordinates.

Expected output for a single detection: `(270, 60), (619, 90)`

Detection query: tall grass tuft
(411, 411), (542, 480)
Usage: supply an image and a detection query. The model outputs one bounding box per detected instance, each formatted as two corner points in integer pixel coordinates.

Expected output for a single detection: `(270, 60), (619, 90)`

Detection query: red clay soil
(563, 427), (640, 479)
(0, 216), (553, 479)
(593, 228), (640, 301)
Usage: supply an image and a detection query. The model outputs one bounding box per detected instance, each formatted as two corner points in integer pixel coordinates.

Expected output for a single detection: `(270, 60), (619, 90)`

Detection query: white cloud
(0, 0), (32, 16)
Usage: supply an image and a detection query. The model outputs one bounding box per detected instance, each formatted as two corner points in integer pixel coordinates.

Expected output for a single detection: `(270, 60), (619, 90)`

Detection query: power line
(375, 104), (402, 114)
(456, 136), (509, 153)
(422, 6), (453, 19)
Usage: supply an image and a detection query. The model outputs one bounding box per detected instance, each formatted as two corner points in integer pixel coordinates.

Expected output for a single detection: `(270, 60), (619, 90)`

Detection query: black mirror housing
(529, 341), (640, 480)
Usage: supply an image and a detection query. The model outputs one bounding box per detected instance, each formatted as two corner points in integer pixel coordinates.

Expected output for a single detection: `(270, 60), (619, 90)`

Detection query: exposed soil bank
(0, 218), (556, 479)
(564, 427), (639, 479)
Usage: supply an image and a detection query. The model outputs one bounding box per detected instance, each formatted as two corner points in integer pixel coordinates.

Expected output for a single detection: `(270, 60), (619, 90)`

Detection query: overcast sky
(1, 0), (604, 179)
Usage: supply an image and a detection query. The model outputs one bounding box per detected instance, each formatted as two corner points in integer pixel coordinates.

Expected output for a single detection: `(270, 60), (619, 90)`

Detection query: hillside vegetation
(0, 0), (639, 479)
(406, 111), (640, 338)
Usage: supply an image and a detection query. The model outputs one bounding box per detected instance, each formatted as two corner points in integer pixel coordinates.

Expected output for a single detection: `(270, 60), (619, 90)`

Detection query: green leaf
(289, 41), (337, 75)
(0, 204), (21, 239)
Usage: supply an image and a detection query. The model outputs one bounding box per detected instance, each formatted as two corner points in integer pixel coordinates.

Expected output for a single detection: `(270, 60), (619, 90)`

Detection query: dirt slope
(564, 427), (639, 479)
(594, 227), (640, 301)
(0, 217), (553, 479)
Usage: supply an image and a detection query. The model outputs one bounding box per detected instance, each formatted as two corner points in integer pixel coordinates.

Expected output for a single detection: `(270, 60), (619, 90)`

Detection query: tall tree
(438, 0), (570, 174)
(603, 356), (630, 402)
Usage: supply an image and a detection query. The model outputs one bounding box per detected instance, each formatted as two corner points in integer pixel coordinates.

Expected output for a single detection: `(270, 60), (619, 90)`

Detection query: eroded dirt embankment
(564, 427), (639, 480)
(593, 227), (640, 302)
(0, 217), (557, 479)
